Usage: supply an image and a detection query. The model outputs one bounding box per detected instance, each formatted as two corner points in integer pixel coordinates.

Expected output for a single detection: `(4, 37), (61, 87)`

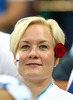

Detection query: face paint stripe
(16, 53), (20, 68)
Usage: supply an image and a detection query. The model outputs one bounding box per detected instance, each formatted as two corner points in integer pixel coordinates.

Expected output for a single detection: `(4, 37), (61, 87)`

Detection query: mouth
(26, 63), (42, 67)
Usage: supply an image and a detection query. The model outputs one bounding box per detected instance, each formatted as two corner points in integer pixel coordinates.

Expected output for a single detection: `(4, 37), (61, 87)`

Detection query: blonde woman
(10, 16), (73, 100)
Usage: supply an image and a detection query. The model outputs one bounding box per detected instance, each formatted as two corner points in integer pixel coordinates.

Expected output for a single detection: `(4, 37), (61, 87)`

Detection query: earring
(54, 65), (56, 67)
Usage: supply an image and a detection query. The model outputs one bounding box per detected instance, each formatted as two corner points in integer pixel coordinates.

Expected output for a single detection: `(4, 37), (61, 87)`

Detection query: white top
(0, 49), (19, 78)
(0, 31), (19, 78)
(69, 43), (73, 57)
(0, 31), (10, 51)
(67, 69), (73, 93)
(36, 82), (73, 100)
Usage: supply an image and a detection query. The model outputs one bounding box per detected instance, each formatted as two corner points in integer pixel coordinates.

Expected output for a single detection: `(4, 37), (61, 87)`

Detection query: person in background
(0, 31), (33, 99)
(0, 31), (10, 51)
(67, 69), (73, 94)
(10, 16), (73, 100)
(53, 12), (73, 51)
(0, 31), (19, 78)
(53, 42), (73, 81)
(52, 54), (73, 81)
(0, 49), (19, 79)
(52, 42), (73, 90)
(0, 75), (33, 100)
(0, 1), (34, 33)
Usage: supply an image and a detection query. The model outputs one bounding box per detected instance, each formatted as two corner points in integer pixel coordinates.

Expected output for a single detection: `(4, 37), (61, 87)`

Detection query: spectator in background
(52, 43), (73, 81)
(0, 49), (19, 79)
(53, 12), (73, 51)
(0, 75), (33, 100)
(0, 31), (10, 51)
(0, 1), (35, 33)
(0, 31), (19, 78)
(67, 69), (73, 94)
(52, 43), (73, 90)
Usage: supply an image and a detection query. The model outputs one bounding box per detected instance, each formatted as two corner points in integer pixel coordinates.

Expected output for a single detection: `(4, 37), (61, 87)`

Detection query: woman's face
(16, 24), (57, 80)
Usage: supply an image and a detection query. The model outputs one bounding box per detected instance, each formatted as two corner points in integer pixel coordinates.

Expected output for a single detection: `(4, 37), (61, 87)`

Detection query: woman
(10, 16), (73, 100)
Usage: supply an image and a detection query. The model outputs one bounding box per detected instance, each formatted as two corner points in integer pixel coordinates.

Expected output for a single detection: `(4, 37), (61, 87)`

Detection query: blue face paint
(16, 53), (20, 68)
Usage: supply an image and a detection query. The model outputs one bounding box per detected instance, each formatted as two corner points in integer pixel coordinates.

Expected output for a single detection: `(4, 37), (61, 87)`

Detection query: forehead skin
(20, 24), (54, 45)
(0, 89), (13, 100)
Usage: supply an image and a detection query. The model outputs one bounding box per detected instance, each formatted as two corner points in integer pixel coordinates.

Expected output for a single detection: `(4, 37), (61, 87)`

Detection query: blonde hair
(10, 16), (65, 55)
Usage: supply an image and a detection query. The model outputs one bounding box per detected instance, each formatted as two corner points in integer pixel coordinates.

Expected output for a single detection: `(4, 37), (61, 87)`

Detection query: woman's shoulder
(50, 83), (73, 99)
(36, 83), (73, 100)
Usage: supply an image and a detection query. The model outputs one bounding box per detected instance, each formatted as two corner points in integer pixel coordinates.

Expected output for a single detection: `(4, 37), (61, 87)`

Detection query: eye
(21, 45), (30, 50)
(39, 45), (48, 50)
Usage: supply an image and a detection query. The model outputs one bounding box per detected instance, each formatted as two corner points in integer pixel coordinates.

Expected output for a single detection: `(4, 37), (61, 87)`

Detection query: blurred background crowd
(0, 0), (73, 95)
(0, 0), (73, 51)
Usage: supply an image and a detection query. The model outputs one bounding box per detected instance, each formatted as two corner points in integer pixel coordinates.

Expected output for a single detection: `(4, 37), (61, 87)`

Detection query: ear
(14, 55), (16, 64)
(54, 58), (60, 67)
(14, 53), (20, 64)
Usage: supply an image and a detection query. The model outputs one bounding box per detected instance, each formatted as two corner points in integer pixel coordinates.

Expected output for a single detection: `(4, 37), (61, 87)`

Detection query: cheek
(41, 51), (55, 66)
(19, 52), (28, 64)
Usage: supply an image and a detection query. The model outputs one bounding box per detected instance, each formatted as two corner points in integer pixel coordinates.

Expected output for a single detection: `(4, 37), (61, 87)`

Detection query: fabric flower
(54, 43), (66, 58)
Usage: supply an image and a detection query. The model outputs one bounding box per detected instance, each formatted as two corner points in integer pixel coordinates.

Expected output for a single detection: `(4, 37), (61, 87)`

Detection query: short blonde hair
(10, 16), (65, 55)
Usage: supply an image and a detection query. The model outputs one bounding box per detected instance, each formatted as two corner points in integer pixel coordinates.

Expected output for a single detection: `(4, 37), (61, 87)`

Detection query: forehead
(21, 24), (53, 42)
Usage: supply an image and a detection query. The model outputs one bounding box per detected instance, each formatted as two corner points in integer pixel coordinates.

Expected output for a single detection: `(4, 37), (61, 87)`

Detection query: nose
(28, 48), (39, 59)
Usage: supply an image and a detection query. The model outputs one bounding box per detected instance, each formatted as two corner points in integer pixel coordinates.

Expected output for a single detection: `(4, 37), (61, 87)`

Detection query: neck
(21, 76), (53, 98)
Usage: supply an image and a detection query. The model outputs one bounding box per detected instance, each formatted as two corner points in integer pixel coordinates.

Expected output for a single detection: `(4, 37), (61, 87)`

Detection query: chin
(27, 72), (40, 76)
(23, 72), (40, 78)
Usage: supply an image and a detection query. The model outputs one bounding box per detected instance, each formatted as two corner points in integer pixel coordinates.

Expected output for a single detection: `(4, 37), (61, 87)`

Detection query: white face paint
(16, 53), (20, 68)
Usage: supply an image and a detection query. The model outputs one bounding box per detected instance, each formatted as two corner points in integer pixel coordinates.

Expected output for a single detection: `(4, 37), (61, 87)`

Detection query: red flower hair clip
(54, 43), (66, 58)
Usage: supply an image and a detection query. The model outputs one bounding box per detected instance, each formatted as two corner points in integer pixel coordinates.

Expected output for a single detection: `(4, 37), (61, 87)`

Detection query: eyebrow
(20, 40), (51, 44)
(19, 40), (29, 44)
(38, 40), (51, 44)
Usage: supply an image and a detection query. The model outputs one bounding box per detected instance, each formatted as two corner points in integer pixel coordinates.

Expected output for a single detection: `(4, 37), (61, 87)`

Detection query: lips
(26, 63), (42, 66)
